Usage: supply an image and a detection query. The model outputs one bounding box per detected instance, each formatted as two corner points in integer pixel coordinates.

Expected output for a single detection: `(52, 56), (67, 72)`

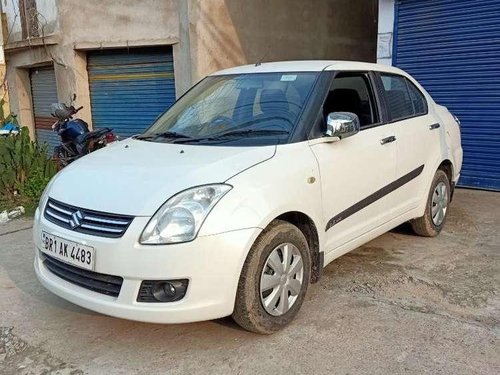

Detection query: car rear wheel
(232, 220), (311, 334)
(411, 169), (451, 237)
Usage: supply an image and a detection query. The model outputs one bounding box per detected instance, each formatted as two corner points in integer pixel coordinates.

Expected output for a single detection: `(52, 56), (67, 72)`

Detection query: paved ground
(0, 188), (498, 375)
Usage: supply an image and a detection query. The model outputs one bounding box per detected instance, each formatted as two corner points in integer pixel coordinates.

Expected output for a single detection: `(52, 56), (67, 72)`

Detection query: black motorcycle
(51, 98), (117, 167)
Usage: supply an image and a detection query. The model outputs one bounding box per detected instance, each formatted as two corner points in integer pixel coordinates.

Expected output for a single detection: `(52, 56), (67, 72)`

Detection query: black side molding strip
(325, 164), (425, 231)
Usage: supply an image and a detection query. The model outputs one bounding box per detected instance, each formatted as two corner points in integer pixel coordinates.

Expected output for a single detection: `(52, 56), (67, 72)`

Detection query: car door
(378, 73), (441, 215)
(309, 72), (397, 256)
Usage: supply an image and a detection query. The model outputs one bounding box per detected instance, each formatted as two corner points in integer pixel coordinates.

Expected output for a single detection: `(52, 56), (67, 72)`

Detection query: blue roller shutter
(30, 66), (59, 152)
(394, 0), (500, 190)
(87, 47), (176, 139)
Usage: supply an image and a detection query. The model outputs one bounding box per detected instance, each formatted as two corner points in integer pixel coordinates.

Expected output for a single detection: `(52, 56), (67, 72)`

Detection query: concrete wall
(58, 0), (178, 49)
(377, 0), (394, 65)
(0, 10), (9, 118)
(184, 0), (378, 84)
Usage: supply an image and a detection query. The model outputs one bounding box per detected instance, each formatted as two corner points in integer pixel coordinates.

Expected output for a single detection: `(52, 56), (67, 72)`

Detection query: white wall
(377, 0), (395, 66)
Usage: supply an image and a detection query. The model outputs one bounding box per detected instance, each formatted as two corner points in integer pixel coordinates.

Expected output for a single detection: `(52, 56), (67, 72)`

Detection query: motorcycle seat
(75, 128), (112, 145)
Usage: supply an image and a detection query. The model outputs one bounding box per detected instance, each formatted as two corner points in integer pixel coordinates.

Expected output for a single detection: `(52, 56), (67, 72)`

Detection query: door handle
(380, 135), (396, 145)
(429, 123), (441, 130)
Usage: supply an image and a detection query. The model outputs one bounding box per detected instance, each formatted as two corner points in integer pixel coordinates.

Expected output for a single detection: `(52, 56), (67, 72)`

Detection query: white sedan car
(34, 61), (462, 334)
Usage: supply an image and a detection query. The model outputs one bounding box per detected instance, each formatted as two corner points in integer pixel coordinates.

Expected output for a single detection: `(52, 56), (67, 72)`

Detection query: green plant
(0, 126), (57, 201)
(20, 167), (52, 199)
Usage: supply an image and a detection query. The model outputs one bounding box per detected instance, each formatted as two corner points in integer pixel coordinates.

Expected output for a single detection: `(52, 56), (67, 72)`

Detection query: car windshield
(138, 72), (318, 146)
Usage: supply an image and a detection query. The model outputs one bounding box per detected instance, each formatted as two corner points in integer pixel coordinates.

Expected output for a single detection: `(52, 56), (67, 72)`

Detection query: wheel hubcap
(260, 243), (304, 316)
(432, 182), (448, 226)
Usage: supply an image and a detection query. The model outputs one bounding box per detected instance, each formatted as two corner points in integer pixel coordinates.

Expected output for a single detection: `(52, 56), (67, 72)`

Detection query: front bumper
(33, 208), (261, 323)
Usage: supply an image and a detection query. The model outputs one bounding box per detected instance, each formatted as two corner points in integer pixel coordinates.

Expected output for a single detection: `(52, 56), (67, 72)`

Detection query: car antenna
(255, 46), (270, 66)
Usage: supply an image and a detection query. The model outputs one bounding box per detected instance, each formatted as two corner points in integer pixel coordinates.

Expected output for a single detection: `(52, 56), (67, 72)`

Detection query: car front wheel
(232, 220), (311, 334)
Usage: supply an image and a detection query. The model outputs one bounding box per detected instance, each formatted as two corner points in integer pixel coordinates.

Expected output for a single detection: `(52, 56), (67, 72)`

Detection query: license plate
(40, 231), (95, 271)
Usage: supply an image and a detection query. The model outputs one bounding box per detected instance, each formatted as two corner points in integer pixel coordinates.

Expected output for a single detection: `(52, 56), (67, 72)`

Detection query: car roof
(210, 60), (407, 76)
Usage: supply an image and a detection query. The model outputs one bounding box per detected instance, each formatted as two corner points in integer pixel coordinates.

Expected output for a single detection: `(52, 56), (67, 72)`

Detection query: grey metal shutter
(87, 47), (176, 139)
(30, 66), (59, 152)
(394, 0), (500, 190)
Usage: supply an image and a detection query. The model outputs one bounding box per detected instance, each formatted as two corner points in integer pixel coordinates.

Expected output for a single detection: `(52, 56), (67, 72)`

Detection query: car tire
(232, 220), (311, 334)
(410, 169), (451, 237)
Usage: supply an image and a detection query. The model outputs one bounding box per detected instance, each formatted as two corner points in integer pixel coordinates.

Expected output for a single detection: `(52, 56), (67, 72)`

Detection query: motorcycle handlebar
(74, 106), (83, 113)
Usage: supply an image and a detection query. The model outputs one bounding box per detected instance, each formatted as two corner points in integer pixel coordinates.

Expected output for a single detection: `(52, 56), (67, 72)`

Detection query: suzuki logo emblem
(69, 210), (84, 229)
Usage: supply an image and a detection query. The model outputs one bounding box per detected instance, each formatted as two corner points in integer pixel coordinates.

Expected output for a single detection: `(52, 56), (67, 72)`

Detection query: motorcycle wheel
(52, 146), (69, 169)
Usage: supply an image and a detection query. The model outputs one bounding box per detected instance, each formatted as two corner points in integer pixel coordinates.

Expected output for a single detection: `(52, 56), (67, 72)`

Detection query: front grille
(44, 198), (133, 238)
(43, 254), (123, 297)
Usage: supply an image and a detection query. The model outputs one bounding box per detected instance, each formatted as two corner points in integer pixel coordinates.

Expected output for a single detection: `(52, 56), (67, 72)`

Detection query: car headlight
(38, 177), (56, 212)
(140, 184), (232, 245)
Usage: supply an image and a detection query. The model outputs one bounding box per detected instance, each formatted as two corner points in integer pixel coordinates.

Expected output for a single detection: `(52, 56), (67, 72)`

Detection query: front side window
(323, 73), (378, 128)
(139, 72), (318, 146)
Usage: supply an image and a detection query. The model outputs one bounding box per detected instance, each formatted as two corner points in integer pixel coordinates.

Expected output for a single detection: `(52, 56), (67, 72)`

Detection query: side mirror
(325, 112), (360, 140)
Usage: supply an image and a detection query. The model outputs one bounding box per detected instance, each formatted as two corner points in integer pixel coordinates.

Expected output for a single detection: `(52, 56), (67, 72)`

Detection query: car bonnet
(47, 138), (276, 216)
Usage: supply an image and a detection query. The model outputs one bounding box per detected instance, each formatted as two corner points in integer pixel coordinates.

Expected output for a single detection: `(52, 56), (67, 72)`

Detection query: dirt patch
(323, 252), (499, 328)
(445, 204), (479, 236)
(0, 327), (82, 375)
(317, 202), (499, 330)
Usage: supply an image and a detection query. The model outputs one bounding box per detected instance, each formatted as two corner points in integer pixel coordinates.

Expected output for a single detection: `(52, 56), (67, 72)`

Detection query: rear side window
(381, 75), (414, 121)
(407, 81), (427, 115)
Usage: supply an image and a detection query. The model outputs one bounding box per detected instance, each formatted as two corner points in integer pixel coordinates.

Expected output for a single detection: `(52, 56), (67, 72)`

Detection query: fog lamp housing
(137, 279), (189, 302)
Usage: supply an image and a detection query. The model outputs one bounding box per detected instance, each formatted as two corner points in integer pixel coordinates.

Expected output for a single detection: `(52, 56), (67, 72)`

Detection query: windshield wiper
(173, 129), (289, 144)
(135, 131), (192, 140)
(213, 129), (289, 138)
